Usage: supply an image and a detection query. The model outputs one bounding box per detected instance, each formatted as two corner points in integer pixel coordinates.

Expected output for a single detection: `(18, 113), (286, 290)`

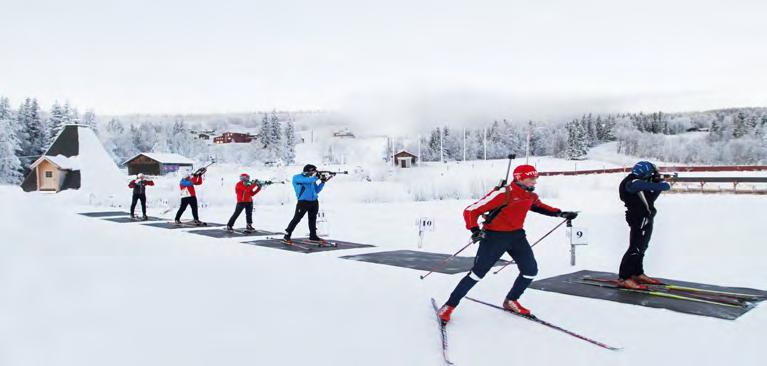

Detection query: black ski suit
(618, 174), (671, 280)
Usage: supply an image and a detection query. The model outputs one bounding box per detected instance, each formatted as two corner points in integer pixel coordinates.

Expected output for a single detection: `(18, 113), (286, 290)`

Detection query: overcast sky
(2, 0), (766, 125)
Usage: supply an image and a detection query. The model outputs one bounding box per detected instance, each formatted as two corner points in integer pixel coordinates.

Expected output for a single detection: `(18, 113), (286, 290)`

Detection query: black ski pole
(420, 240), (475, 280)
(492, 218), (569, 275)
(497, 153), (516, 189)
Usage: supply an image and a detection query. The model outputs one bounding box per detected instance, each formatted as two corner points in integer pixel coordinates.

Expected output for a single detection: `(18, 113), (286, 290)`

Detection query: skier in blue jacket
(283, 164), (331, 243)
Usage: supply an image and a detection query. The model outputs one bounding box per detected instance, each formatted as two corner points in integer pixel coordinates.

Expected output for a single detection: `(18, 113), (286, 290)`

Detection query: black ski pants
(619, 215), (654, 279)
(227, 202), (253, 228)
(285, 200), (319, 238)
(175, 197), (199, 221)
(131, 194), (147, 217)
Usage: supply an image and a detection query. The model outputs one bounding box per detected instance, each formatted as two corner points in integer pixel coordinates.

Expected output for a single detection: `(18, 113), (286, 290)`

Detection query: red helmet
(513, 165), (538, 181)
(239, 173), (250, 180)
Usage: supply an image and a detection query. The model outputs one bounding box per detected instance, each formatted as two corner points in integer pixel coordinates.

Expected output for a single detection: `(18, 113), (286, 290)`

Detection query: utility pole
(526, 120), (532, 164)
(462, 127), (466, 162)
(483, 127), (487, 160)
(439, 127), (444, 163)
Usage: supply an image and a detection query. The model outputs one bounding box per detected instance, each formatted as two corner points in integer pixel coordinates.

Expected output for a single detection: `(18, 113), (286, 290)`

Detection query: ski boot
(174, 220), (182, 225)
(245, 224), (255, 233)
(437, 304), (455, 323)
(130, 214), (136, 220)
(141, 215), (148, 221)
(633, 274), (663, 285)
(503, 299), (532, 316)
(225, 226), (234, 232)
(618, 278), (649, 290)
(282, 233), (293, 244)
(193, 220), (205, 226)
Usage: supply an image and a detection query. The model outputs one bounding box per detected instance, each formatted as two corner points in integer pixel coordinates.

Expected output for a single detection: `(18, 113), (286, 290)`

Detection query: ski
(465, 297), (621, 351)
(281, 239), (313, 252)
(574, 279), (745, 308)
(430, 298), (454, 365)
(296, 239), (338, 248)
(173, 221), (207, 227)
(582, 277), (760, 301)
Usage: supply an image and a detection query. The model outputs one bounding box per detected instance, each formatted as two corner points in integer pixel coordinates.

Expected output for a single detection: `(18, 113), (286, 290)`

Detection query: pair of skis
(174, 220), (208, 227)
(576, 277), (760, 308)
(430, 297), (620, 364)
(281, 238), (338, 253)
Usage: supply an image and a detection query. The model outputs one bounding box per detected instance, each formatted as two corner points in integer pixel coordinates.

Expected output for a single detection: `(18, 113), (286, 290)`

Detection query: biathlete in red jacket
(437, 165), (578, 321)
(174, 173), (204, 225)
(226, 173), (263, 232)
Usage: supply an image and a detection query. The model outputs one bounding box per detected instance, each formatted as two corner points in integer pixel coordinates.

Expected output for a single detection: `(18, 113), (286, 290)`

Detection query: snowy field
(1, 154), (765, 366)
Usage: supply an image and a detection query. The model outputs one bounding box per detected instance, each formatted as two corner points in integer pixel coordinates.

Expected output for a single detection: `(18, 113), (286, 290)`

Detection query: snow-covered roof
(394, 150), (418, 157)
(123, 153), (195, 165)
(31, 155), (81, 170)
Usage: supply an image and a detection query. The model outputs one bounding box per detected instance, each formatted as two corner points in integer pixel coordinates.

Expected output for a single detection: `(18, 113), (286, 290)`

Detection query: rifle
(252, 179), (286, 187)
(317, 170), (349, 181)
(192, 161), (215, 177)
(652, 172), (678, 183)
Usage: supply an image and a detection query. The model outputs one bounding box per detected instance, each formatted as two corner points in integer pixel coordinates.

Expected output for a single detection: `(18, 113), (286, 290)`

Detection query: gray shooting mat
(78, 211), (130, 217)
(101, 216), (164, 223)
(529, 270), (767, 320)
(142, 222), (225, 229)
(242, 237), (375, 253)
(340, 250), (509, 274)
(189, 228), (279, 238)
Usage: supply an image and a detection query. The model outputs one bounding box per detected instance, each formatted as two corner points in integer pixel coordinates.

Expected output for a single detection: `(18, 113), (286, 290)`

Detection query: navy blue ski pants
(446, 230), (538, 307)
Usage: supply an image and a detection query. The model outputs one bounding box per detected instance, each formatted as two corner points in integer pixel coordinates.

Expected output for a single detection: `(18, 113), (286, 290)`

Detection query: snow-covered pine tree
(0, 103), (23, 184)
(47, 102), (67, 146)
(258, 113), (270, 148)
(283, 118), (296, 164)
(82, 109), (97, 131)
(269, 110), (282, 161)
(566, 118), (588, 159)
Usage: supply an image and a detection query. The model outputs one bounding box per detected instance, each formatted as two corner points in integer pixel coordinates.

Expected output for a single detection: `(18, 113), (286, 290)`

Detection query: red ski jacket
(180, 175), (203, 197)
(235, 181), (262, 203)
(464, 182), (561, 232)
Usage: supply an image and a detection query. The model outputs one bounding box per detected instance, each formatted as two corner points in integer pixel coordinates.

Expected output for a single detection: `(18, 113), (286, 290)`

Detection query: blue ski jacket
(292, 173), (325, 201)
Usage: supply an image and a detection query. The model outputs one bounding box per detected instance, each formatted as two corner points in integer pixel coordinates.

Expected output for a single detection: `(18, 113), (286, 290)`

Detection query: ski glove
(470, 227), (485, 243)
(558, 211), (578, 220)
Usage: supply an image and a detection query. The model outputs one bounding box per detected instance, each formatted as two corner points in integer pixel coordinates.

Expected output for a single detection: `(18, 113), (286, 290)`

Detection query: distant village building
(191, 129), (216, 140)
(393, 150), (418, 168)
(122, 153), (195, 176)
(213, 132), (256, 144)
(333, 129), (355, 138)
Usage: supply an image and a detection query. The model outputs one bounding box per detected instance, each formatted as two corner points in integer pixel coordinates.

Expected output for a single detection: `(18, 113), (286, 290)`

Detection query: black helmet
(303, 164), (317, 173)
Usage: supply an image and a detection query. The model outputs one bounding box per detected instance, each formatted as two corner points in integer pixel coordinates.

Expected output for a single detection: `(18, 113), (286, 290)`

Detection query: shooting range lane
(78, 211), (131, 217)
(142, 222), (226, 229)
(242, 237), (375, 253)
(189, 228), (280, 238)
(101, 216), (164, 223)
(340, 250), (509, 274)
(529, 270), (767, 320)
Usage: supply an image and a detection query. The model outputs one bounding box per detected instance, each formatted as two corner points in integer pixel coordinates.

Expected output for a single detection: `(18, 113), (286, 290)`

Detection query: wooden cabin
(122, 153), (194, 176)
(393, 150), (418, 168)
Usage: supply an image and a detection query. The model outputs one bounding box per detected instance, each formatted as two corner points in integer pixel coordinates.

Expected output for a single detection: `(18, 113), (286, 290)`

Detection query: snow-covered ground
(2, 154), (765, 366)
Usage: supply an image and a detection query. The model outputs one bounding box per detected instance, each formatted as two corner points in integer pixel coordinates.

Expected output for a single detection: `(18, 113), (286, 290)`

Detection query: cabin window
(45, 171), (53, 178)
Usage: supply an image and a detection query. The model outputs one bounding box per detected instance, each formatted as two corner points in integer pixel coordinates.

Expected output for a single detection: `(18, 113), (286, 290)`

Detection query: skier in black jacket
(128, 173), (154, 220)
(617, 161), (671, 289)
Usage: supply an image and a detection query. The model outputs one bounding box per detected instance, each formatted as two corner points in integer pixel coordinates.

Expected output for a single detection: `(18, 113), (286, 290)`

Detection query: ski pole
(492, 218), (569, 275)
(497, 153), (516, 188)
(420, 240), (475, 280)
